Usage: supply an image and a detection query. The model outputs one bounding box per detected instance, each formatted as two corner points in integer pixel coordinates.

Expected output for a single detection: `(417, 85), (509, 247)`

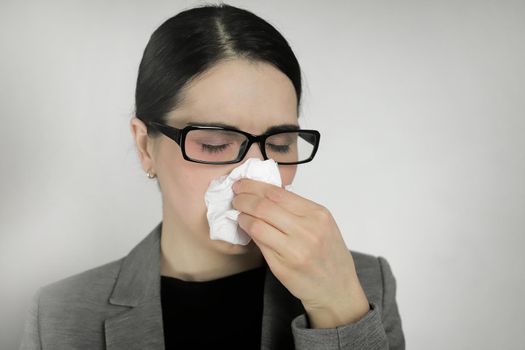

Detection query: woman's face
(134, 58), (299, 254)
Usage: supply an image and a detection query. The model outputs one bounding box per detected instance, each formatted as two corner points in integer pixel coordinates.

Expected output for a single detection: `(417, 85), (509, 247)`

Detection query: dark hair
(134, 3), (302, 138)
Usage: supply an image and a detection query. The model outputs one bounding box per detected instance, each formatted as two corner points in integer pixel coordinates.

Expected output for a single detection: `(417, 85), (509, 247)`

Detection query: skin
(130, 58), (370, 328)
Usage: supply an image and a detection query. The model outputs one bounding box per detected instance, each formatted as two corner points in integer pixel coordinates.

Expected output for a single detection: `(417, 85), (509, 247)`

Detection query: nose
(241, 142), (265, 162)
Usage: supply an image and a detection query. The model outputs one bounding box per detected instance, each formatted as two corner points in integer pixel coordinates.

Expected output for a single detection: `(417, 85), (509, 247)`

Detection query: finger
(237, 212), (289, 258)
(233, 178), (319, 216)
(251, 236), (285, 277)
(232, 193), (301, 236)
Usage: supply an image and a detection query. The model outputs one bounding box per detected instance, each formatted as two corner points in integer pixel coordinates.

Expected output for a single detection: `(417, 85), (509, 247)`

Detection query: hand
(231, 178), (370, 328)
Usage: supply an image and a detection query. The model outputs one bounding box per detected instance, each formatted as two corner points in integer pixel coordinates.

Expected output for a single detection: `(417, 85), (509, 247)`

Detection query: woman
(20, 3), (404, 349)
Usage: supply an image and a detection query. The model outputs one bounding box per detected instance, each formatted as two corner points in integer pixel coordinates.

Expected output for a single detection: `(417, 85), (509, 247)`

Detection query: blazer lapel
(260, 266), (305, 350)
(104, 222), (165, 350)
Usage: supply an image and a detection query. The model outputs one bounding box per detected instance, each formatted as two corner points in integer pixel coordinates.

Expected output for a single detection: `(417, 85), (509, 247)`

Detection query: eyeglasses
(146, 121), (321, 165)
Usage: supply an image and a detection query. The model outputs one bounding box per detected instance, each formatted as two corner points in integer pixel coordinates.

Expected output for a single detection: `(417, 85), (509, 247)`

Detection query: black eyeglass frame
(146, 121), (321, 165)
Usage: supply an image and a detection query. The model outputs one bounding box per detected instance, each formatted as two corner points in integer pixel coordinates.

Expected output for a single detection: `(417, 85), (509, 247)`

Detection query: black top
(160, 264), (267, 349)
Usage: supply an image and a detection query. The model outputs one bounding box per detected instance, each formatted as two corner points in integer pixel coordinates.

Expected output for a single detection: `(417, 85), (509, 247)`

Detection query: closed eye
(201, 144), (231, 153)
(267, 144), (290, 153)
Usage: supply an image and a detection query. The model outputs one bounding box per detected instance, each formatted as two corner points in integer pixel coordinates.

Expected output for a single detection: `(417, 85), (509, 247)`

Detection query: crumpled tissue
(204, 157), (293, 245)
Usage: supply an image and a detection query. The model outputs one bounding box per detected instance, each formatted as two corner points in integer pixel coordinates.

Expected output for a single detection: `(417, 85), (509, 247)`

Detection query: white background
(1, 0), (524, 348)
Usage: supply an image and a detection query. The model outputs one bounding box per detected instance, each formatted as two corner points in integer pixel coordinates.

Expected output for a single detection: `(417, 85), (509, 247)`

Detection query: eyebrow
(186, 121), (300, 134)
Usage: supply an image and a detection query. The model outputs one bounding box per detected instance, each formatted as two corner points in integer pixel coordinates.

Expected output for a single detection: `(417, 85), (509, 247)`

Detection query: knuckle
(248, 219), (264, 236)
(267, 186), (283, 202)
(315, 205), (331, 221)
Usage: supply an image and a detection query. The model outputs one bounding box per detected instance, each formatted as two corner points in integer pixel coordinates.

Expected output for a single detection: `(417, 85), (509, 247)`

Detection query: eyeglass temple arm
(147, 121), (182, 144)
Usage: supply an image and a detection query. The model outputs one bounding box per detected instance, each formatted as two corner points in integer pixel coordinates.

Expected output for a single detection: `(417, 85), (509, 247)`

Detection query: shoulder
(35, 258), (127, 333)
(21, 259), (128, 349)
(349, 250), (398, 313)
(39, 258), (123, 305)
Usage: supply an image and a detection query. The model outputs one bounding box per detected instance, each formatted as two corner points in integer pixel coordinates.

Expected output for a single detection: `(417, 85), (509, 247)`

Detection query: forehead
(166, 58), (299, 133)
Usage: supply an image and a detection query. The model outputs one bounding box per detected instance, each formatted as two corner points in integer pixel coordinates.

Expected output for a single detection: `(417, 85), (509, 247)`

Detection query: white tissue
(204, 158), (290, 245)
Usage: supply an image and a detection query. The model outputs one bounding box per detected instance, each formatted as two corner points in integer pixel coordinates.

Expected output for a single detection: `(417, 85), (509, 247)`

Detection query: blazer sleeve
(378, 256), (405, 349)
(290, 256), (405, 350)
(19, 287), (43, 350)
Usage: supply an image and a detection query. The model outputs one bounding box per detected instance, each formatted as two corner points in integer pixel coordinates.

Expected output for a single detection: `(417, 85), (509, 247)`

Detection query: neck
(159, 215), (265, 282)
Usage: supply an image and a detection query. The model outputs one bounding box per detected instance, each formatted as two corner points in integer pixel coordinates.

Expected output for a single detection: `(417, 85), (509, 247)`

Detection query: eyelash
(201, 143), (291, 154)
(201, 144), (230, 153)
(267, 144), (290, 153)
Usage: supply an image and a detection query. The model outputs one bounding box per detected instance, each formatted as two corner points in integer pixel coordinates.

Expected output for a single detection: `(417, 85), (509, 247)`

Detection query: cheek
(167, 161), (235, 217)
(175, 165), (221, 206)
(278, 165), (297, 186)
(157, 147), (214, 220)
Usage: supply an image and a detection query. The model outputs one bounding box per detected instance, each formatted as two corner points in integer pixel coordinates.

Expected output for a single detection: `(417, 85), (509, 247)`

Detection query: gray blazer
(19, 221), (405, 349)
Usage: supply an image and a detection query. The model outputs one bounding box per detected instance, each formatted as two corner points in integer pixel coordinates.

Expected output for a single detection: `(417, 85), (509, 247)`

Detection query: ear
(130, 116), (157, 174)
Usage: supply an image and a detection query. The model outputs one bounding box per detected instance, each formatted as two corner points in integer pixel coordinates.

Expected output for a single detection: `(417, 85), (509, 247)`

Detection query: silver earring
(146, 171), (156, 179)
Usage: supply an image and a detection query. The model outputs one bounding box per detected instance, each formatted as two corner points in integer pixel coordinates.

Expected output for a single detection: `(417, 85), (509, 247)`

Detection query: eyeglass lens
(184, 129), (316, 163)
